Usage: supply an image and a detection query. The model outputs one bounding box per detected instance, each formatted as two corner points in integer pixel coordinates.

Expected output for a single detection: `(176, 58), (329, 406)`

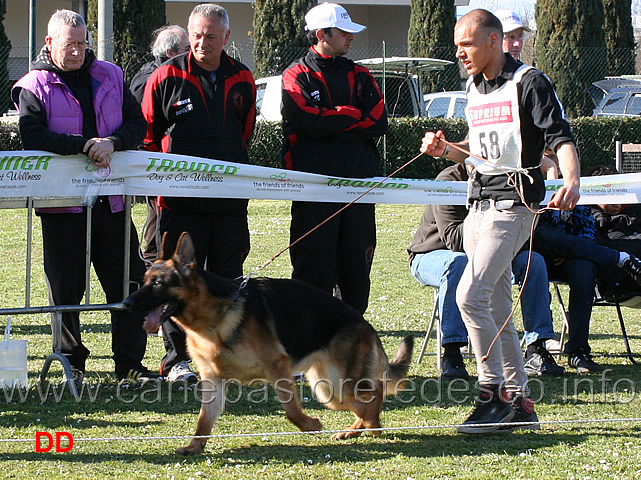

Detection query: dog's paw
(176, 440), (205, 456)
(331, 430), (363, 440)
(302, 417), (323, 432)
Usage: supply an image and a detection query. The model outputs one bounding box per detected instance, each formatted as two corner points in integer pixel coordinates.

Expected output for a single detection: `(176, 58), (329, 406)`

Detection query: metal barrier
(0, 196), (135, 399)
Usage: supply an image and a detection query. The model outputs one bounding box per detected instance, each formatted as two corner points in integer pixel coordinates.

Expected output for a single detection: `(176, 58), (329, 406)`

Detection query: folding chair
(550, 280), (638, 364)
(592, 283), (639, 365)
(416, 286), (474, 368)
(548, 280), (571, 354)
(416, 287), (442, 367)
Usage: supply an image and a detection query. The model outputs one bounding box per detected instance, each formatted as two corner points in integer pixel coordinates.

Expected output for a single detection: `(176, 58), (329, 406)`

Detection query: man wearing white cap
(494, 9), (531, 60)
(281, 3), (389, 315)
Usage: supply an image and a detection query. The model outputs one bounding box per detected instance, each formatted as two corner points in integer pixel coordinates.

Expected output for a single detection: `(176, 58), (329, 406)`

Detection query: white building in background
(5, 0), (468, 82)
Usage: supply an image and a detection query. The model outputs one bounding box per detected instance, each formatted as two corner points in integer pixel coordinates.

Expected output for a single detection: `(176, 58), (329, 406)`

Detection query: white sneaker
(166, 361), (198, 383)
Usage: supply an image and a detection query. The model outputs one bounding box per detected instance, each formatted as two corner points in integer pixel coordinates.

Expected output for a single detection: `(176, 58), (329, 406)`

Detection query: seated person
(533, 198), (641, 373)
(408, 163), (565, 379)
(590, 165), (641, 261)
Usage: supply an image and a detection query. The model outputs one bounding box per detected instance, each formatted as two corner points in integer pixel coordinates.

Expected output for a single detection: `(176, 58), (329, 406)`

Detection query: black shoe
(622, 255), (641, 286)
(458, 389), (514, 434)
(117, 365), (162, 382)
(441, 354), (470, 380)
(499, 396), (540, 432)
(524, 347), (565, 376)
(568, 352), (603, 373)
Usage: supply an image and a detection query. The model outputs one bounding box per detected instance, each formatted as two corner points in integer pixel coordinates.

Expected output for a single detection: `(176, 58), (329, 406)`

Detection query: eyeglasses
(57, 40), (90, 51)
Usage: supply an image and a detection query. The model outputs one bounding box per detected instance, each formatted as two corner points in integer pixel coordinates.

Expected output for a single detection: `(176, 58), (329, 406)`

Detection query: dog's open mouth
(142, 302), (178, 334)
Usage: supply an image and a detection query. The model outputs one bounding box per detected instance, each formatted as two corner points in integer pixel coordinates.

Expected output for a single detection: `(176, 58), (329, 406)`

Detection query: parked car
(254, 56), (452, 122)
(423, 91), (467, 119)
(592, 87), (641, 118)
(356, 56), (452, 118)
(255, 75), (282, 122)
(587, 76), (641, 108)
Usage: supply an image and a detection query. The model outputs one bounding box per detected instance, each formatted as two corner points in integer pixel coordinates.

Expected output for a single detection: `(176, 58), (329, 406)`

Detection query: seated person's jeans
(410, 249), (556, 347)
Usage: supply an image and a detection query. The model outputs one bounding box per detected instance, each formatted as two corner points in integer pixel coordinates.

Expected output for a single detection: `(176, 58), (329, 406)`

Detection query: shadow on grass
(12, 323), (114, 336)
(0, 430), (610, 464)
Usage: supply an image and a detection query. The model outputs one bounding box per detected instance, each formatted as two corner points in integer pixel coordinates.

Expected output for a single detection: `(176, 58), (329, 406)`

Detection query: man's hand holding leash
(547, 141), (581, 211)
(420, 130), (468, 164)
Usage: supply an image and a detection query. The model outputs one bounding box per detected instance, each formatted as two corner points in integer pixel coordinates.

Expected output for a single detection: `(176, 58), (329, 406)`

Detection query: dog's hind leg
(331, 379), (384, 440)
(176, 377), (225, 455)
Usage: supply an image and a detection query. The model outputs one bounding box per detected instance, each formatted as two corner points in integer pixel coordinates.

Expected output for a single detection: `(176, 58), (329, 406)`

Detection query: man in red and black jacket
(142, 3), (256, 383)
(281, 3), (388, 315)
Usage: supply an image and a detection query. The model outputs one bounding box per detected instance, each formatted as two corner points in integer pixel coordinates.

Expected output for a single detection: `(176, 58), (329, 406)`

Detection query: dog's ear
(175, 232), (197, 266)
(159, 232), (174, 260)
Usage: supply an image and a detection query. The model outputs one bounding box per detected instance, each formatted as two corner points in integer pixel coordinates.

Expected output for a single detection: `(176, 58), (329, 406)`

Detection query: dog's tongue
(142, 306), (162, 334)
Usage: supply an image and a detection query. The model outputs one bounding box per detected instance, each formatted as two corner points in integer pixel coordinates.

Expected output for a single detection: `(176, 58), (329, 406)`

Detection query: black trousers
(289, 201), (376, 315)
(158, 207), (250, 375)
(40, 198), (147, 375)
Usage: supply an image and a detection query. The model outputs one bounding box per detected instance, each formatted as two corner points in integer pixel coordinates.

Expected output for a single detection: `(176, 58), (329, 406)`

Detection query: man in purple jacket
(11, 9), (158, 386)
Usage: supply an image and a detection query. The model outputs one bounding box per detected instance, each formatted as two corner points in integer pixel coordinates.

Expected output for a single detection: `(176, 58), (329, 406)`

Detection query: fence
(0, 195), (136, 399)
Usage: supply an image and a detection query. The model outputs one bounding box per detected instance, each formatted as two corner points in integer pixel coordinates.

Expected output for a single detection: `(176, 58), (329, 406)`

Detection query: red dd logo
(35, 432), (74, 452)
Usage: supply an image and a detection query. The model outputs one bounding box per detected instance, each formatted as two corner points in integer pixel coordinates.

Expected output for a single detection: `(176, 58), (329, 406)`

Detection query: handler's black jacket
(281, 47), (388, 178)
(142, 50), (256, 214)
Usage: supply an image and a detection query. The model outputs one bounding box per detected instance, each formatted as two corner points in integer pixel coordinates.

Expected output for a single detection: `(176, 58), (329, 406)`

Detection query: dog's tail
(386, 335), (414, 390)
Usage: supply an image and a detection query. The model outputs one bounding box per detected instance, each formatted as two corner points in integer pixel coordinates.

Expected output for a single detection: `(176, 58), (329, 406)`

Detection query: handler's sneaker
(499, 396), (540, 432)
(167, 361), (198, 383)
(458, 387), (514, 434)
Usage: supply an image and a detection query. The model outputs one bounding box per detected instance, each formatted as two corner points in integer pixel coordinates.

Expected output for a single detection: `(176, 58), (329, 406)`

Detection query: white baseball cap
(305, 2), (366, 33)
(494, 9), (532, 33)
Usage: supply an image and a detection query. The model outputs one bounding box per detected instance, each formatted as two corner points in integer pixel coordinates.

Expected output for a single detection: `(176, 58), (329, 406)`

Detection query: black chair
(551, 279), (639, 365)
(592, 281), (639, 365)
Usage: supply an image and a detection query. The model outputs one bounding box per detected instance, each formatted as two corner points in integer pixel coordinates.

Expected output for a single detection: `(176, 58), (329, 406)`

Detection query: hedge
(2, 116), (640, 179)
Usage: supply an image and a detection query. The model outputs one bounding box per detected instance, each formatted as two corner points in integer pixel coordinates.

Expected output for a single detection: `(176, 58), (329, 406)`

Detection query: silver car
(423, 91), (467, 119)
(592, 87), (641, 117)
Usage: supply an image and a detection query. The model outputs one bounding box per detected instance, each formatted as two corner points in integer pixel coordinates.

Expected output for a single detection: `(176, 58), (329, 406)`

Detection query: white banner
(0, 150), (639, 205)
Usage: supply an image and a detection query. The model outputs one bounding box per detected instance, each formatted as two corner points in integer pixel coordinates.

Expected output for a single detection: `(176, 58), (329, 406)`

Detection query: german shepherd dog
(124, 232), (413, 455)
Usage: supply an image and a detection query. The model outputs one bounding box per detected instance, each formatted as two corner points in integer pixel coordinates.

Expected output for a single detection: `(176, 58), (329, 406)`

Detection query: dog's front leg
(176, 377), (225, 455)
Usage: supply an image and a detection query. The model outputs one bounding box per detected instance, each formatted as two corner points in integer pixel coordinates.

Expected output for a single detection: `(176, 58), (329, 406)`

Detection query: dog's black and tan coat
(124, 232), (413, 455)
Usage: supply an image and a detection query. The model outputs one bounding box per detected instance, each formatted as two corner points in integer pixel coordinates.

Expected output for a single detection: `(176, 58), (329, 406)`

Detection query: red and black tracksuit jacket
(281, 47), (388, 178)
(142, 51), (256, 213)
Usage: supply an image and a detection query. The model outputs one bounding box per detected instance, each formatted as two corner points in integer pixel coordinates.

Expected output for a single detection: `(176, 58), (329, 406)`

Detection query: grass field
(0, 199), (640, 479)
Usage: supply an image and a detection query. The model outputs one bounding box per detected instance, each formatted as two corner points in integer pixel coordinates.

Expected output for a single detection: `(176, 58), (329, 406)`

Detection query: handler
(420, 9), (580, 433)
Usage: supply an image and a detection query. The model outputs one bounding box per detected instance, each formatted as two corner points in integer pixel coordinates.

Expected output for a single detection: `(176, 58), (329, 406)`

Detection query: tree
(407, 0), (460, 94)
(535, 0), (607, 118)
(603, 0), (636, 76)
(252, 0), (316, 78)
(0, 0), (11, 115)
(87, 0), (166, 83)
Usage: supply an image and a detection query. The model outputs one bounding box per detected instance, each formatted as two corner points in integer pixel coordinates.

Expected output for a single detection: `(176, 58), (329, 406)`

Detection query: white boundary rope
(2, 417), (641, 444)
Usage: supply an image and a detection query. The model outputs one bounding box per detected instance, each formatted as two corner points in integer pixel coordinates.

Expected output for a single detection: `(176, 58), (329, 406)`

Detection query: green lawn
(0, 200), (640, 479)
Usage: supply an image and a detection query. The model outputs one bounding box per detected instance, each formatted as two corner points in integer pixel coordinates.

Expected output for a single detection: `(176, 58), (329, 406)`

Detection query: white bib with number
(465, 65), (532, 176)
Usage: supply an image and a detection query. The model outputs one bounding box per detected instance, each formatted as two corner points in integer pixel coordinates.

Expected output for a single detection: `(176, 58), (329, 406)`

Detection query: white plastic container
(0, 317), (28, 388)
